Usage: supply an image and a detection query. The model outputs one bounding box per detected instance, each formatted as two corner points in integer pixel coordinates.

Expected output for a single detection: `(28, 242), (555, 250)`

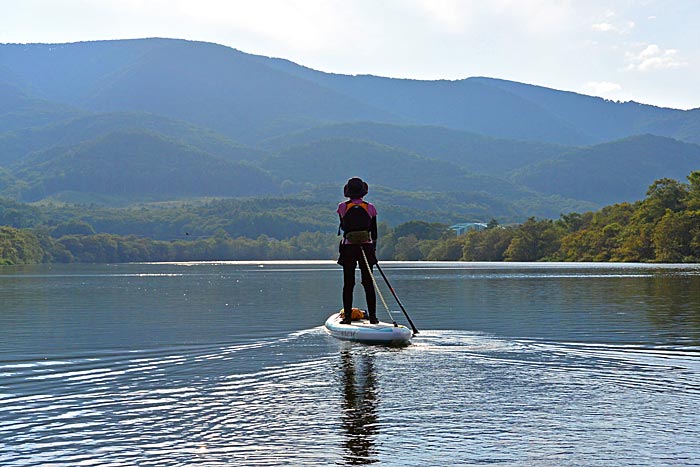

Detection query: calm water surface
(1, 261), (699, 466)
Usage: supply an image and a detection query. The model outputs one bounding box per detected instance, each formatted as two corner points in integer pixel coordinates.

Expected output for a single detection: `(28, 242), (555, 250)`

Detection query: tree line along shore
(2, 172), (700, 266)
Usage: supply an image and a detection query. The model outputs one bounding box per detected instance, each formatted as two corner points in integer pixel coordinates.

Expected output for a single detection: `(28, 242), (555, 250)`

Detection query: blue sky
(1, 0), (697, 109)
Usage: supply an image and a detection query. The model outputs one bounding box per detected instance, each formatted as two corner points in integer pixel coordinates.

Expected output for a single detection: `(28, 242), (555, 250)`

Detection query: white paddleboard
(324, 312), (412, 346)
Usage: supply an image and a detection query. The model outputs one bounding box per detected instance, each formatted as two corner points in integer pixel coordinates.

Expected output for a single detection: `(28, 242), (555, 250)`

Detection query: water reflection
(339, 349), (379, 465)
(644, 275), (700, 337)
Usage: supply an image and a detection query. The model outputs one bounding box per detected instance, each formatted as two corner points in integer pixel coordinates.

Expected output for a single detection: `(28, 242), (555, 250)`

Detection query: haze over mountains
(1, 37), (699, 222)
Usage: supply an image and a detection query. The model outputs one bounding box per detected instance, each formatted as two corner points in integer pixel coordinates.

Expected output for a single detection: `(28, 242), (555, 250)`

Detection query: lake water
(1, 261), (700, 466)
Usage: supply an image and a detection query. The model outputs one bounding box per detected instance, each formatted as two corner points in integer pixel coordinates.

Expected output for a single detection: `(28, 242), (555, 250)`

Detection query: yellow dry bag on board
(340, 308), (368, 321)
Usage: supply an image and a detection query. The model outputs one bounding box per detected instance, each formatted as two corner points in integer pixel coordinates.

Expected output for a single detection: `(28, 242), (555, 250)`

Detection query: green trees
(4, 171), (700, 265)
(652, 211), (698, 262)
(637, 178), (686, 222)
(0, 226), (46, 264)
(393, 170), (700, 263)
(686, 171), (700, 210)
(503, 218), (562, 261)
(51, 220), (96, 237)
(461, 226), (514, 261)
(49, 232), (339, 263)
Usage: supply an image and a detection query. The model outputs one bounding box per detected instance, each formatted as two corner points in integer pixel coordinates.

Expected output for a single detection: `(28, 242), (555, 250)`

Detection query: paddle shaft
(375, 263), (419, 335)
(360, 247), (398, 327)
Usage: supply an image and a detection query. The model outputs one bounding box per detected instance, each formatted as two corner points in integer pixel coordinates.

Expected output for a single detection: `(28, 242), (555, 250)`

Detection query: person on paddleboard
(337, 177), (379, 325)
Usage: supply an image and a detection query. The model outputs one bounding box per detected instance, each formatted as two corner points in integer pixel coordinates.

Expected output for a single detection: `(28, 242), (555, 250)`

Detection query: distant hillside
(255, 59), (589, 145)
(0, 64), (21, 86)
(261, 138), (487, 191)
(7, 130), (279, 202)
(256, 56), (699, 145)
(260, 121), (569, 174)
(470, 78), (683, 143)
(260, 139), (596, 217)
(0, 82), (83, 133)
(300, 183), (597, 224)
(1, 39), (401, 142)
(0, 167), (13, 194)
(0, 112), (264, 166)
(2, 38), (698, 146)
(0, 38), (697, 222)
(511, 134), (700, 204)
(644, 108), (700, 145)
(0, 39), (168, 103)
(0, 182), (597, 242)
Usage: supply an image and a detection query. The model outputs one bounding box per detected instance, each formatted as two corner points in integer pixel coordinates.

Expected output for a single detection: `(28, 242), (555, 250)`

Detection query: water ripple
(2, 330), (699, 466)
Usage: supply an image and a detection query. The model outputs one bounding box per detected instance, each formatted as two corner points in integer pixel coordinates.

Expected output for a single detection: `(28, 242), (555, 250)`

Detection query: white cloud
(625, 44), (688, 71)
(592, 22), (616, 32)
(591, 20), (634, 34)
(409, 0), (577, 36)
(582, 81), (622, 97)
(169, 0), (349, 53)
(409, 0), (474, 34)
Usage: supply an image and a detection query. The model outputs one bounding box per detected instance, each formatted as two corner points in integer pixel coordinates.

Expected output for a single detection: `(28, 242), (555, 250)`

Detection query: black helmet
(343, 177), (368, 198)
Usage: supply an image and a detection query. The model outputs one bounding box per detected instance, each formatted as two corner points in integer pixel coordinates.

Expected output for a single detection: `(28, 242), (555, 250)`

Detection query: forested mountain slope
(260, 121), (568, 174)
(7, 130), (278, 202)
(0, 38), (697, 222)
(511, 135), (700, 204)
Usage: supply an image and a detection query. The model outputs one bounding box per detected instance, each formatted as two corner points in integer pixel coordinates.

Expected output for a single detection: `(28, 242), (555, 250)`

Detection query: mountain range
(1, 37), (699, 225)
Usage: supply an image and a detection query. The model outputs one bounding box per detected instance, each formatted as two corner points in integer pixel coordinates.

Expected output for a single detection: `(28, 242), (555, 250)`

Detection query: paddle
(360, 247), (398, 327)
(375, 263), (419, 335)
